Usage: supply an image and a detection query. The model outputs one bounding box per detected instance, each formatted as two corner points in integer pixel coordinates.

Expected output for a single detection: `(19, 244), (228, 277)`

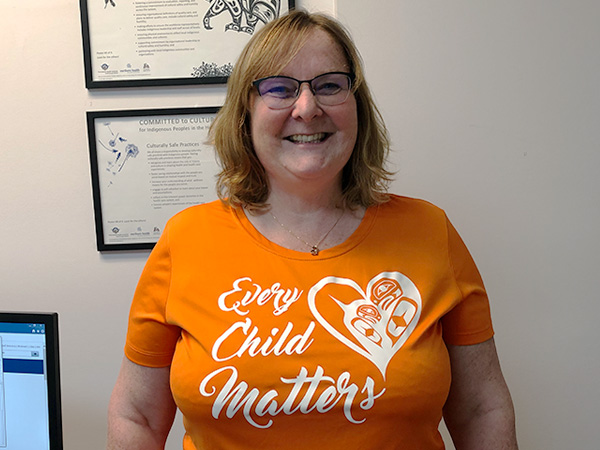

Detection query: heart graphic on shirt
(307, 272), (422, 379)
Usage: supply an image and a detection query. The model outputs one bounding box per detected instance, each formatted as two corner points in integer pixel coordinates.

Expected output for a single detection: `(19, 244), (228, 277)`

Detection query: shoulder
(163, 199), (236, 238)
(168, 199), (231, 225)
(376, 194), (447, 223)
(368, 195), (453, 246)
(154, 200), (241, 254)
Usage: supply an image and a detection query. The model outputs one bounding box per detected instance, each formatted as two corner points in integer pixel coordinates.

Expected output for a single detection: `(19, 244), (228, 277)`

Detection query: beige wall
(1, 1), (598, 449)
(337, 2), (600, 449)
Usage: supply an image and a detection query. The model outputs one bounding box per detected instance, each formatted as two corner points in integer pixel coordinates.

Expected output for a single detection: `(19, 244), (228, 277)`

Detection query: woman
(108, 10), (518, 450)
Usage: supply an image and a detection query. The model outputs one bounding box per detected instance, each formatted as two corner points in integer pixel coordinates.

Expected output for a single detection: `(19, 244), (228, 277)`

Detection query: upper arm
(108, 357), (177, 448)
(444, 338), (511, 415)
(443, 338), (518, 449)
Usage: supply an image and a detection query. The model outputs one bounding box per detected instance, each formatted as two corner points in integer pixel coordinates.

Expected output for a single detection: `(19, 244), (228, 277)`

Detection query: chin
(289, 163), (345, 183)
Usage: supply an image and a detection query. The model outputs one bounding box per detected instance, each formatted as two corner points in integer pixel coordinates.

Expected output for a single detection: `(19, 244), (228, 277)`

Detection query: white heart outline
(307, 271), (422, 379)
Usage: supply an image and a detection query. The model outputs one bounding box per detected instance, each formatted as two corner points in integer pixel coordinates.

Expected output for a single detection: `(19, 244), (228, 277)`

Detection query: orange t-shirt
(125, 195), (493, 450)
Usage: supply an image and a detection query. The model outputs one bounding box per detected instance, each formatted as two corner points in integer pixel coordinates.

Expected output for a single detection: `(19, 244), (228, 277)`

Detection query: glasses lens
(254, 73), (353, 109)
(256, 77), (299, 109)
(311, 73), (351, 105)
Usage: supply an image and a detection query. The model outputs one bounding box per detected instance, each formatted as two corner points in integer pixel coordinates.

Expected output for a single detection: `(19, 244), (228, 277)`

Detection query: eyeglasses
(252, 72), (355, 110)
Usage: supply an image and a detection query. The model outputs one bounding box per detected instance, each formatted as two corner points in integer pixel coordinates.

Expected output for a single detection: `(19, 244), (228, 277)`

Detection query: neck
(243, 176), (365, 255)
(266, 176), (344, 216)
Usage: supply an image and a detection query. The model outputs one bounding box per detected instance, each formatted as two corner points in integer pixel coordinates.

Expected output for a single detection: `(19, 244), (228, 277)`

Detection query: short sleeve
(124, 225), (181, 367)
(441, 217), (494, 345)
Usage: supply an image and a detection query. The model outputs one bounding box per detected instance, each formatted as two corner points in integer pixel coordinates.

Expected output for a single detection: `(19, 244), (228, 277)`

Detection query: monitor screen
(0, 312), (63, 450)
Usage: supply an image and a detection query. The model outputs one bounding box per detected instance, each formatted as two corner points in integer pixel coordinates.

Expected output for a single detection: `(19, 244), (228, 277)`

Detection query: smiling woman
(247, 28), (359, 207)
(210, 11), (392, 213)
(107, 10), (518, 450)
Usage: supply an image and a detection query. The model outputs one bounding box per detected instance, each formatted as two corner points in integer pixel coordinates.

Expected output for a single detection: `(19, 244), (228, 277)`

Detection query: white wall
(0, 1), (598, 449)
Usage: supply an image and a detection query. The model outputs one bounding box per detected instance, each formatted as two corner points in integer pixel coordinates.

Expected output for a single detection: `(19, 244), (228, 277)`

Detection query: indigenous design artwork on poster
(81, 0), (293, 86)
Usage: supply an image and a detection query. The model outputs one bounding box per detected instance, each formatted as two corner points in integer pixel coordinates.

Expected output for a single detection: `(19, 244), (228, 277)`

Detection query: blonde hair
(210, 10), (393, 210)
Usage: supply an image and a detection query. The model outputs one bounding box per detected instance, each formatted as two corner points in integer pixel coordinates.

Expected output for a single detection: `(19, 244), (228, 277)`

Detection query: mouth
(285, 133), (330, 144)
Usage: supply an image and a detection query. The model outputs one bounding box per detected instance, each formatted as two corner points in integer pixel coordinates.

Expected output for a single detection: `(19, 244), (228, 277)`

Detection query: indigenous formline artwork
(80, 0), (294, 88)
(203, 0), (281, 34)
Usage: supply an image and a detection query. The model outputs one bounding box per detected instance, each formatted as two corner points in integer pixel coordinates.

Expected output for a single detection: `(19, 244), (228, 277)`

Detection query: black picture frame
(87, 107), (220, 251)
(79, 0), (295, 89)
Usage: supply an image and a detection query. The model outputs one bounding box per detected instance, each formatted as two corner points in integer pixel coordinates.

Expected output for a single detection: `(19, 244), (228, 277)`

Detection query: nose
(291, 83), (323, 121)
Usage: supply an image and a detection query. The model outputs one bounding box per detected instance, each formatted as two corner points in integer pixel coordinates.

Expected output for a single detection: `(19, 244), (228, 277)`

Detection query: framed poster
(80, 0), (295, 88)
(87, 107), (220, 251)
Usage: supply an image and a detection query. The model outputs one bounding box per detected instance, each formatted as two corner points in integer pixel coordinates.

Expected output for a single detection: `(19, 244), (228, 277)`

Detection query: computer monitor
(0, 312), (63, 450)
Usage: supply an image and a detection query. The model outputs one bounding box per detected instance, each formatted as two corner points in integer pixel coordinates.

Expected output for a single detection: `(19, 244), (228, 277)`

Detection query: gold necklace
(269, 209), (345, 256)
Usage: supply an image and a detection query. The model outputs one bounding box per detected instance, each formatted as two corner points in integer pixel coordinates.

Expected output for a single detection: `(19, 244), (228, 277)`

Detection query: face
(249, 29), (358, 192)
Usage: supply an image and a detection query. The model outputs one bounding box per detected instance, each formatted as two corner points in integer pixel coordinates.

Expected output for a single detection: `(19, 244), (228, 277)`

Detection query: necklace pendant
(310, 246), (319, 256)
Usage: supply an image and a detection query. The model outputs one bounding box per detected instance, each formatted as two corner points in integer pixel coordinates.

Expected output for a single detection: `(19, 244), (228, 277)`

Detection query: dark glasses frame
(252, 71), (355, 109)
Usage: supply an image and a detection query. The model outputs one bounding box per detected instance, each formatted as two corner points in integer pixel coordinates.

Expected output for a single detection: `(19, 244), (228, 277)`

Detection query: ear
(248, 91), (258, 113)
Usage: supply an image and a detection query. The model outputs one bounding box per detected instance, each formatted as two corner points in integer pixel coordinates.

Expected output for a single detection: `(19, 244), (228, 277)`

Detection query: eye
(314, 81), (343, 95)
(259, 78), (297, 98)
(313, 74), (349, 96)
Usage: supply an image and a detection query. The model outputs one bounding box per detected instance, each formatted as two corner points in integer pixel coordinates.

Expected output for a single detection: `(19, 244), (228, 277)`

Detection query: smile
(286, 133), (329, 144)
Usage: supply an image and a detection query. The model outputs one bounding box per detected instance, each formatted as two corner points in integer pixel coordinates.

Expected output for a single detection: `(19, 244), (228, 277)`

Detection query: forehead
(279, 29), (349, 78)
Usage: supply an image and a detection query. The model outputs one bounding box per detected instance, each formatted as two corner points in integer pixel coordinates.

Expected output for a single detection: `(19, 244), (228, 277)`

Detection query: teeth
(287, 133), (327, 143)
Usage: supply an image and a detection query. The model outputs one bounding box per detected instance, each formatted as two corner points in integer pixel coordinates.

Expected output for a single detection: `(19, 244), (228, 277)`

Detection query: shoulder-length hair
(210, 9), (393, 210)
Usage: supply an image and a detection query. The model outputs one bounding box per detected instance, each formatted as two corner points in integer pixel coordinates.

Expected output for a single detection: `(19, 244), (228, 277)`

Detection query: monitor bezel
(0, 311), (63, 450)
